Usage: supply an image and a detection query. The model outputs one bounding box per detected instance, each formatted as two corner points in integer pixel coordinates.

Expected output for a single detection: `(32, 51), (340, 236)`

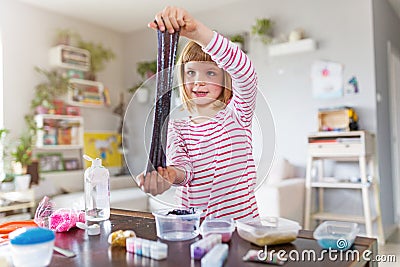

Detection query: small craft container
(199, 218), (235, 242)
(313, 221), (359, 250)
(9, 227), (55, 267)
(236, 217), (301, 246)
(152, 208), (201, 241)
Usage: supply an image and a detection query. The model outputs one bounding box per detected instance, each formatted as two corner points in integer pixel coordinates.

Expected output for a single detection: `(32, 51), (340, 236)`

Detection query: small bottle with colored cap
(84, 154), (110, 221)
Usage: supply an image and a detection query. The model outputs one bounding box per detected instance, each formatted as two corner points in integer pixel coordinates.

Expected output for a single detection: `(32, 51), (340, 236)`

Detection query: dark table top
(50, 209), (377, 267)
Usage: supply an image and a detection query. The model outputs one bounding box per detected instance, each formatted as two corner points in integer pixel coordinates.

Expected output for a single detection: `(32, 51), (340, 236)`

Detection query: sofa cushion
(265, 157), (295, 185)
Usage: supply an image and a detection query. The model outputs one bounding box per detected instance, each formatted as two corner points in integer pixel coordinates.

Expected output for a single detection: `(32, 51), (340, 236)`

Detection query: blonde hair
(176, 41), (232, 113)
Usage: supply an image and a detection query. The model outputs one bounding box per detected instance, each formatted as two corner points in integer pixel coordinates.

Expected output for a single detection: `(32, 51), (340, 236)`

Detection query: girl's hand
(148, 6), (213, 47)
(137, 167), (176, 196)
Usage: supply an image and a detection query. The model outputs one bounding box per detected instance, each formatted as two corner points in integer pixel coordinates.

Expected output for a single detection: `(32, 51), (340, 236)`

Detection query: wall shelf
(67, 78), (105, 108)
(34, 114), (84, 148)
(49, 45), (90, 71)
(268, 38), (317, 56)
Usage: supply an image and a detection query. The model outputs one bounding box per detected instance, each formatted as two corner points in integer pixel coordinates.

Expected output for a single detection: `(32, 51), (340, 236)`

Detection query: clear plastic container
(236, 217), (301, 246)
(152, 208), (201, 241)
(199, 218), (235, 242)
(9, 227), (55, 267)
(313, 221), (359, 250)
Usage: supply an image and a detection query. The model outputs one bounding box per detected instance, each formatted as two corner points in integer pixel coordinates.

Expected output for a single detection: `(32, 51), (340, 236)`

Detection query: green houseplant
(251, 18), (274, 44)
(230, 34), (246, 52)
(31, 67), (69, 112)
(54, 28), (79, 46)
(230, 34), (245, 45)
(11, 133), (33, 175)
(77, 38), (116, 80)
(128, 60), (157, 94)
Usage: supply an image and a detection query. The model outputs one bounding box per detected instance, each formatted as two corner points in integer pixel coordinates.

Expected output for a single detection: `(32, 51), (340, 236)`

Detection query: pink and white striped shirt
(167, 32), (259, 221)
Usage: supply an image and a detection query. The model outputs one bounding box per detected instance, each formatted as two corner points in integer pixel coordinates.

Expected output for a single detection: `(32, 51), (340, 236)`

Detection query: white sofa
(32, 171), (148, 212)
(255, 158), (305, 226)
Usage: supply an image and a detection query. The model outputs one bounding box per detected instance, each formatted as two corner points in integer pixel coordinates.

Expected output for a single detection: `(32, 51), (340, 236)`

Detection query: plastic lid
(200, 218), (235, 235)
(9, 227), (55, 245)
(236, 217), (301, 237)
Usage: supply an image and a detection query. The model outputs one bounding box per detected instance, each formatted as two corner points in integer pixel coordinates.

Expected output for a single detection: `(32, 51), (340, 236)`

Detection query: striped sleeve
(203, 32), (258, 127)
(166, 121), (193, 186)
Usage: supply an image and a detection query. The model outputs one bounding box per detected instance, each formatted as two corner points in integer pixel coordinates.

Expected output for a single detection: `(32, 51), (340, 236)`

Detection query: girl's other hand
(137, 167), (176, 196)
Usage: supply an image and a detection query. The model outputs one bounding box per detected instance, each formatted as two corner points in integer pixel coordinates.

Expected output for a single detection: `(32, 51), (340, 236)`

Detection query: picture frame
(83, 132), (122, 168)
(37, 153), (64, 172)
(63, 158), (80, 171)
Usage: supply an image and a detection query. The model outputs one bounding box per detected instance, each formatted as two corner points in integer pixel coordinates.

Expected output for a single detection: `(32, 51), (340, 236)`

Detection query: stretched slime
(146, 27), (180, 173)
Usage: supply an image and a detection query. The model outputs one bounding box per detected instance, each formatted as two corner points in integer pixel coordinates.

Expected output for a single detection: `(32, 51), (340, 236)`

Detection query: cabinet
(304, 131), (384, 242)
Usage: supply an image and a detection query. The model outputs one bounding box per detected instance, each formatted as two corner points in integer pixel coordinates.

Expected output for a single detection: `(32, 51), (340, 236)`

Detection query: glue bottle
(83, 154), (110, 221)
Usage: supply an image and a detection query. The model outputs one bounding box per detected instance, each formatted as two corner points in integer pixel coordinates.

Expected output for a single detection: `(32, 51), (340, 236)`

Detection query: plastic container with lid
(313, 221), (359, 250)
(199, 218), (235, 242)
(9, 227), (55, 267)
(236, 217), (301, 246)
(152, 208), (201, 241)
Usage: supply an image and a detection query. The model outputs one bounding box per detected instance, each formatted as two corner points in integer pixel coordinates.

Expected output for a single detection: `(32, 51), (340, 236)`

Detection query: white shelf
(311, 181), (370, 189)
(49, 45), (90, 71)
(67, 78), (105, 108)
(268, 38), (317, 56)
(34, 114), (84, 148)
(312, 212), (378, 224)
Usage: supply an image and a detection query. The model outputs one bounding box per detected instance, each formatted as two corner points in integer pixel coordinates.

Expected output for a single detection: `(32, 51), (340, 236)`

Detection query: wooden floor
(379, 227), (400, 267)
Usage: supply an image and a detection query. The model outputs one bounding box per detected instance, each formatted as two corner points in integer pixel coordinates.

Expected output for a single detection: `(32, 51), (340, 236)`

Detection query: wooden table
(50, 209), (378, 267)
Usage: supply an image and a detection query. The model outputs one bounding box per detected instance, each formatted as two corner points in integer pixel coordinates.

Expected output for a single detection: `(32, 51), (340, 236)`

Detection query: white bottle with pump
(83, 155), (110, 221)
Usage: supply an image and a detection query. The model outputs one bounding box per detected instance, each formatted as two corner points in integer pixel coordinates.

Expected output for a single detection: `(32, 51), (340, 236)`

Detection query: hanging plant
(76, 38), (116, 80)
(251, 18), (274, 44)
(128, 60), (157, 94)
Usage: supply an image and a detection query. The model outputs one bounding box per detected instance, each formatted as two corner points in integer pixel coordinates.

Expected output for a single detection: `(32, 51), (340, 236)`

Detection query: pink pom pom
(49, 209), (82, 232)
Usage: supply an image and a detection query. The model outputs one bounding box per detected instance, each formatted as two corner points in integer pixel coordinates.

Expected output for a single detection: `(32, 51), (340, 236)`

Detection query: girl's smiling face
(183, 61), (224, 107)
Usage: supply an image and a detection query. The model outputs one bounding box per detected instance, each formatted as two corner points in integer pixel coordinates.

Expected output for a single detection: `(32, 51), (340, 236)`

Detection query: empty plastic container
(199, 218), (235, 242)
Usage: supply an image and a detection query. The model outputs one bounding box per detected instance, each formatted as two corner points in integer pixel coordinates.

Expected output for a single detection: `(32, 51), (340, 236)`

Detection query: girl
(139, 7), (259, 221)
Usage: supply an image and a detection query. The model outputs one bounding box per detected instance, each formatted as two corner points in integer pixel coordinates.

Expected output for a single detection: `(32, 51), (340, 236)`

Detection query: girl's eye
(186, 70), (195, 77)
(207, 71), (216, 77)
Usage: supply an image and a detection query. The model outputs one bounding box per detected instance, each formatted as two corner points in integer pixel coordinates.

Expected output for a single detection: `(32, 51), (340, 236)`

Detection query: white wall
(0, 0), (125, 137)
(372, 0), (400, 232)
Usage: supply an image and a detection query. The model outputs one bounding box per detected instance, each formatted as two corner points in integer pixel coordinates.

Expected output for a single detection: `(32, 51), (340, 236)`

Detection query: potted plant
(251, 18), (274, 44)
(11, 133), (33, 175)
(136, 60), (157, 79)
(128, 60), (157, 102)
(76, 38), (116, 80)
(230, 34), (246, 51)
(54, 28), (79, 46)
(31, 67), (70, 114)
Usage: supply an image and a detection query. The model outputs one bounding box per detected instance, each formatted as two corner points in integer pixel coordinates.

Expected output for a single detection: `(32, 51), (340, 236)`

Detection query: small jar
(9, 227), (55, 267)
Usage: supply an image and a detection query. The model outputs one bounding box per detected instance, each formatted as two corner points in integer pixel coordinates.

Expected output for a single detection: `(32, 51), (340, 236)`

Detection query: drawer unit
(307, 131), (374, 157)
(308, 142), (363, 157)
